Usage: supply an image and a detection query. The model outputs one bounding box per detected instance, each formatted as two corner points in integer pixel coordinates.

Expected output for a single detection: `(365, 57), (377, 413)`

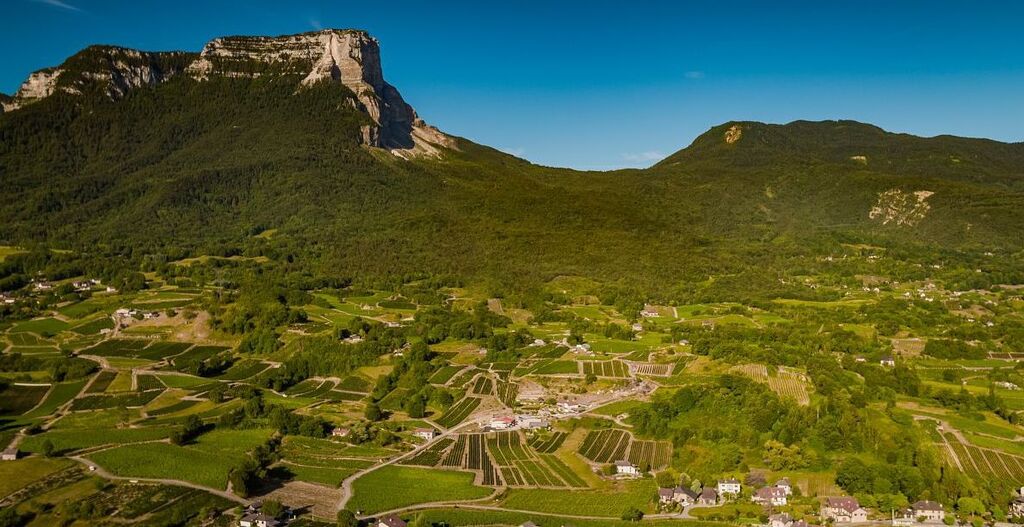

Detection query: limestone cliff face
(4, 30), (454, 157)
(2, 46), (192, 112)
(187, 29), (455, 156)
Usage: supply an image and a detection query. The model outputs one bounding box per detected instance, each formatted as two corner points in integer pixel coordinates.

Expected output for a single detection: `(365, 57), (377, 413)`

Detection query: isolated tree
(337, 510), (358, 527)
(621, 507), (644, 522)
(41, 438), (55, 457)
(364, 402), (382, 421)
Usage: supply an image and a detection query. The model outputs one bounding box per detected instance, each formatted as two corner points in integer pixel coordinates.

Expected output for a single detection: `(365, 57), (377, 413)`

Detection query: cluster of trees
(169, 414), (206, 445)
(227, 437), (280, 498)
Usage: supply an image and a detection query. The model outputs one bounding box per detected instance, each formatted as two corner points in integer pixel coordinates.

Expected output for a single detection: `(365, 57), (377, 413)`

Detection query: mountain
(1, 29), (1023, 295)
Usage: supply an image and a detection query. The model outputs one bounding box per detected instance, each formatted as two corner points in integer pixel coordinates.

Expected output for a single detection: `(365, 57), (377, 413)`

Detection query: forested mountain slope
(2, 31), (1023, 295)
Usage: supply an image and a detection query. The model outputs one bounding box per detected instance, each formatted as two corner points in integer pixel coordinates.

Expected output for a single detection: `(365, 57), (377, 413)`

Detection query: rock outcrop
(2, 46), (192, 112)
(3, 30), (455, 157)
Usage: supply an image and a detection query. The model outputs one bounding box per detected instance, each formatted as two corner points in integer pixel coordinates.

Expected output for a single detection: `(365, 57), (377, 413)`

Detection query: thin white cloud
(621, 151), (665, 163)
(33, 0), (83, 12)
(684, 70), (705, 80)
(309, 18), (323, 30)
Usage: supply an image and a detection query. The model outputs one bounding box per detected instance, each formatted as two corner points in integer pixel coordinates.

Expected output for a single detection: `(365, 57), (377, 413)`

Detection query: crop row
(631, 363), (673, 376)
(471, 376), (494, 395)
(436, 397), (481, 428)
(578, 429), (631, 463)
(403, 438), (455, 466)
(496, 381), (519, 407)
(626, 440), (672, 470)
(581, 360), (629, 378)
(528, 431), (567, 453)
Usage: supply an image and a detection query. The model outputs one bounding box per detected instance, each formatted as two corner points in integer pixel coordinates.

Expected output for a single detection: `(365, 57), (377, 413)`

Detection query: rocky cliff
(2, 30), (454, 157)
(1, 46), (193, 112)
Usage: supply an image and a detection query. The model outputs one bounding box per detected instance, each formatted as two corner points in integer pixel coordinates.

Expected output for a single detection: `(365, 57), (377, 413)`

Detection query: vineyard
(732, 364), (811, 405)
(496, 381), (519, 407)
(397, 431), (587, 489)
(580, 360), (629, 378)
(578, 430), (671, 470)
(629, 362), (674, 376)
(486, 431), (587, 488)
(403, 438), (456, 466)
(471, 376), (494, 396)
(528, 431), (567, 453)
(626, 440), (672, 470)
(578, 429), (631, 463)
(941, 433), (1024, 487)
(436, 397), (481, 428)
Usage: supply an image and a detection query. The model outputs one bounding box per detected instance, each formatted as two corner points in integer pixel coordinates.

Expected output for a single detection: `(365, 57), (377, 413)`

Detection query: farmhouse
(717, 478), (741, 496)
(332, 427), (350, 438)
(413, 428), (437, 441)
(698, 488), (718, 505)
(880, 356), (896, 367)
(822, 497), (869, 523)
(640, 305), (660, 318)
(519, 417), (549, 429)
(753, 486), (788, 507)
(911, 500), (945, 522)
(776, 477), (792, 495)
(379, 515), (407, 527)
(238, 512), (280, 527)
(73, 280), (91, 291)
(1, 448), (17, 461)
(659, 486), (698, 506)
(614, 460), (640, 476)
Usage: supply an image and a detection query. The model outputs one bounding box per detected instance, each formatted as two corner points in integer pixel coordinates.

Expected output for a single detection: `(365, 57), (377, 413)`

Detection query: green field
(347, 465), (492, 514)
(500, 480), (657, 516)
(86, 428), (273, 488)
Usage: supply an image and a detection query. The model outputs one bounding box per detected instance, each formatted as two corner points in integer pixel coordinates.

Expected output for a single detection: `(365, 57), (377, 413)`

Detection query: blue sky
(2, 0), (1022, 170)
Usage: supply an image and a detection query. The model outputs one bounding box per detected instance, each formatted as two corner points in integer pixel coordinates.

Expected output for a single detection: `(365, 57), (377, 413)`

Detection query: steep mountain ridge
(1, 30), (1023, 290)
(1, 29), (454, 157)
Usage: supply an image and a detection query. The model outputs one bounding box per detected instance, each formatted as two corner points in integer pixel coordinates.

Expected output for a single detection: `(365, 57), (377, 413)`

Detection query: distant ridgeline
(2, 29), (1024, 298)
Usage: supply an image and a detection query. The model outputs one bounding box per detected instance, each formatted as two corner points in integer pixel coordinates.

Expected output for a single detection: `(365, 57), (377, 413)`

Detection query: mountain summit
(0, 29), (455, 157)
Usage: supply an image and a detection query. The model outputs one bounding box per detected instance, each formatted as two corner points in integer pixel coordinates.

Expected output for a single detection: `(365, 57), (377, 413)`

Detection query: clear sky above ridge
(2, 0), (1022, 170)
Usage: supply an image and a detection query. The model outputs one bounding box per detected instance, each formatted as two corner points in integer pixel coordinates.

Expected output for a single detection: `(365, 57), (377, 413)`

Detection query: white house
(519, 417), (549, 430)
(911, 500), (945, 522)
(753, 486), (788, 507)
(716, 478), (741, 496)
(239, 513), (280, 527)
(880, 356), (896, 367)
(775, 478), (792, 495)
(614, 460), (640, 476)
(769, 513), (794, 527)
(1, 448), (17, 461)
(413, 428), (437, 441)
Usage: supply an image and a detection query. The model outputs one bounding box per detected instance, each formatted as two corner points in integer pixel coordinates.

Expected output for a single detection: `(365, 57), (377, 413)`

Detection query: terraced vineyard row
(436, 396), (481, 428)
(942, 433), (1024, 486)
(630, 362), (673, 376)
(496, 380), (519, 407)
(441, 435), (467, 467)
(580, 360), (629, 378)
(486, 431), (586, 488)
(626, 440), (672, 470)
(528, 431), (567, 453)
(403, 438), (455, 466)
(733, 363), (811, 406)
(578, 429), (630, 463)
(471, 376), (494, 395)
